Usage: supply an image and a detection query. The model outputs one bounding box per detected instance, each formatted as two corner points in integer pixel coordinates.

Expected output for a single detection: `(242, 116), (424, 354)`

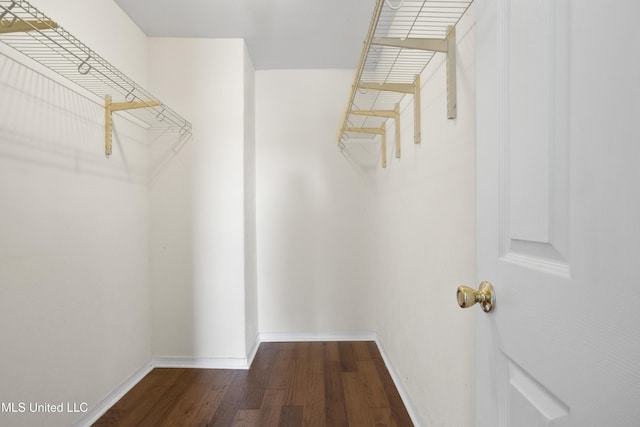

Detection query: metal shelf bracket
(345, 123), (388, 168)
(104, 95), (161, 157)
(358, 75), (421, 144)
(351, 103), (401, 158)
(0, 18), (56, 33)
(371, 26), (457, 119)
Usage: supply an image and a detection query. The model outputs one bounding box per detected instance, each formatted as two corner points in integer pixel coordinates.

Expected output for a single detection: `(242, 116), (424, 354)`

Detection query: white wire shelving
(337, 0), (473, 167)
(0, 0), (192, 156)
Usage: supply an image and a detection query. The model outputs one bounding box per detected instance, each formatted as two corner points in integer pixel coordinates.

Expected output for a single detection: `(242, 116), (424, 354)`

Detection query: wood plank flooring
(94, 341), (413, 426)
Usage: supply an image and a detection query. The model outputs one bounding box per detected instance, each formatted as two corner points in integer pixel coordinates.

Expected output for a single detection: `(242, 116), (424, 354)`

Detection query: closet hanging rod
(0, 0), (192, 155)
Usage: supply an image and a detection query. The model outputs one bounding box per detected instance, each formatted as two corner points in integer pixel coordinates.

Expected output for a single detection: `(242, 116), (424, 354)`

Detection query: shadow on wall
(337, 138), (380, 186)
(148, 128), (192, 183)
(0, 53), (150, 184)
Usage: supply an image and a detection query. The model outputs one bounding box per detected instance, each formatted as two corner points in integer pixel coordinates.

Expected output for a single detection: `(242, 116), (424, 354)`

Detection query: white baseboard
(259, 331), (378, 342)
(152, 355), (250, 370)
(246, 333), (261, 367)
(152, 334), (262, 370)
(73, 361), (153, 427)
(374, 336), (423, 427)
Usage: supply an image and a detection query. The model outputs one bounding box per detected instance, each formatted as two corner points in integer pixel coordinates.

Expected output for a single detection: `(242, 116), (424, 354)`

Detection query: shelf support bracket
(0, 19), (57, 33)
(350, 103), (401, 158)
(372, 36), (448, 52)
(358, 75), (421, 144)
(371, 26), (456, 118)
(344, 124), (388, 168)
(105, 95), (161, 157)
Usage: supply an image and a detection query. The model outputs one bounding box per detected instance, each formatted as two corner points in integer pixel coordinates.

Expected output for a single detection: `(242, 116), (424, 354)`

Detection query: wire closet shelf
(0, 0), (192, 151)
(338, 0), (472, 146)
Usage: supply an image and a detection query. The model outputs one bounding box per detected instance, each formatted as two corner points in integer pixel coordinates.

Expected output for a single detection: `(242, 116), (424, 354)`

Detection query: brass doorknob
(457, 281), (496, 313)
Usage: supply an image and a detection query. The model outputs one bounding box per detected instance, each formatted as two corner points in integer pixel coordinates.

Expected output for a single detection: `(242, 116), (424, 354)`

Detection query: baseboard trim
(259, 331), (378, 343)
(152, 356), (251, 370)
(246, 333), (261, 367)
(153, 334), (262, 370)
(73, 360), (153, 427)
(374, 335), (423, 427)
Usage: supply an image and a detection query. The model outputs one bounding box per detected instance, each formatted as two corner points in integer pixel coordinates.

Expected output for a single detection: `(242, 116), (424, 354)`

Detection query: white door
(473, 0), (640, 426)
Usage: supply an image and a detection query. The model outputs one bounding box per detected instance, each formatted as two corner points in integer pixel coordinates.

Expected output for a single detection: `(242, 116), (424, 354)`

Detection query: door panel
(506, 0), (554, 244)
(504, 354), (569, 427)
(502, 0), (570, 273)
(476, 0), (640, 426)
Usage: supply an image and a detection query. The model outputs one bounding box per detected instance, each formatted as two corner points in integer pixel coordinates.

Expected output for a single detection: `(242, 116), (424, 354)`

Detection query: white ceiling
(113, 0), (376, 70)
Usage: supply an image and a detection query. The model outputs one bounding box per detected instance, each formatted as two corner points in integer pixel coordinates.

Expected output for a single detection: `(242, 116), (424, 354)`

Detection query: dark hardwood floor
(93, 341), (414, 426)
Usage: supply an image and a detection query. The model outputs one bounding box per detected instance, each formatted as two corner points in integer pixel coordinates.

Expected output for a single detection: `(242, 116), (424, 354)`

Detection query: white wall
(255, 69), (376, 337)
(243, 46), (259, 353)
(370, 6), (476, 426)
(148, 38), (257, 362)
(0, 1), (151, 426)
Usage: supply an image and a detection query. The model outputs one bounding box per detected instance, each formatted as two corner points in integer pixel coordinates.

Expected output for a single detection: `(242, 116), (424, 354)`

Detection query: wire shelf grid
(339, 0), (472, 142)
(0, 0), (192, 136)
